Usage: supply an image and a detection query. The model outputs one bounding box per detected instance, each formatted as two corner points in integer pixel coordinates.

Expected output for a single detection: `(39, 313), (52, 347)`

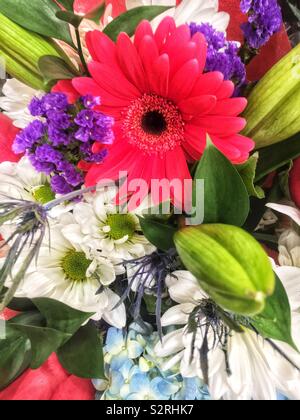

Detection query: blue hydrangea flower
(95, 324), (210, 401)
(13, 92), (114, 195)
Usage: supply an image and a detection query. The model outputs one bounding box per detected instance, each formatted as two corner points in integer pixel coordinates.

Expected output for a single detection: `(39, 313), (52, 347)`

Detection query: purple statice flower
(81, 95), (101, 109)
(13, 92), (114, 195)
(51, 175), (73, 195)
(189, 23), (247, 90)
(240, 0), (283, 49)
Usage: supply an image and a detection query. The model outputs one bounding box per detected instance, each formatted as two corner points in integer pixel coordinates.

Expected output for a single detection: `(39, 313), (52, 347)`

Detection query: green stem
(75, 28), (88, 75)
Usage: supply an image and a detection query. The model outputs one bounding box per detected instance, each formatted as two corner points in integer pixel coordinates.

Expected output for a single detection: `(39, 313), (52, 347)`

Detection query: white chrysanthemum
(267, 203), (300, 268)
(4, 213), (126, 327)
(0, 79), (42, 128)
(0, 157), (53, 203)
(155, 270), (300, 400)
(126, 0), (230, 32)
(0, 157), (72, 226)
(61, 187), (155, 260)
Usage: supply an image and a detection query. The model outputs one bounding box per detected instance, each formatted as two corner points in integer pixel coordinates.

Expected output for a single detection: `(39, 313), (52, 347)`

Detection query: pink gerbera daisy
(73, 17), (254, 205)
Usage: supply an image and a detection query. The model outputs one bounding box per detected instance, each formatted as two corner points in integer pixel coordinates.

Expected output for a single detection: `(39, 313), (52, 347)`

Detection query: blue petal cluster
(240, 0), (283, 49)
(13, 93), (114, 194)
(93, 324), (210, 401)
(189, 23), (246, 91)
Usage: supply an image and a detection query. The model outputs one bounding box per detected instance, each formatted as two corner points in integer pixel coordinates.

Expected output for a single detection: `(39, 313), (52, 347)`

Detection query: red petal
(88, 61), (140, 99)
(210, 97), (247, 116)
(86, 31), (118, 66)
(134, 20), (154, 50)
(169, 59), (200, 102)
(148, 54), (170, 97)
(191, 72), (224, 97)
(52, 80), (80, 104)
(179, 95), (217, 118)
(193, 116), (246, 136)
(116, 32), (147, 92)
(154, 16), (176, 51)
(0, 113), (21, 163)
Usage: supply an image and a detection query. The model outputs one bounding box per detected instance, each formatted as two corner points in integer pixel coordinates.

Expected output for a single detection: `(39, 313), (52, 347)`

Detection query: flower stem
(75, 28), (89, 75)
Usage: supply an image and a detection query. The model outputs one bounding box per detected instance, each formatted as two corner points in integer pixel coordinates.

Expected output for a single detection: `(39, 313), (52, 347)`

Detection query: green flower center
(32, 184), (55, 205)
(106, 214), (137, 241)
(61, 250), (92, 283)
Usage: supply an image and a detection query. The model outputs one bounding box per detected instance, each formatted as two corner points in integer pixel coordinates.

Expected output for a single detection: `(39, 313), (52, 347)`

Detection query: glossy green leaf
(32, 297), (94, 336)
(58, 323), (105, 379)
(56, 10), (83, 28)
(251, 275), (297, 350)
(139, 216), (177, 251)
(0, 324), (31, 390)
(193, 140), (250, 226)
(38, 55), (79, 83)
(57, 0), (74, 11)
(0, 0), (73, 45)
(8, 296), (36, 312)
(255, 133), (300, 182)
(103, 6), (171, 41)
(7, 311), (70, 369)
(237, 153), (265, 199)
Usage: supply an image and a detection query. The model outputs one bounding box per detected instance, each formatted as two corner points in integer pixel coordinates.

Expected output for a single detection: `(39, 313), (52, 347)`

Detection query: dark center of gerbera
(123, 94), (185, 155)
(141, 110), (167, 135)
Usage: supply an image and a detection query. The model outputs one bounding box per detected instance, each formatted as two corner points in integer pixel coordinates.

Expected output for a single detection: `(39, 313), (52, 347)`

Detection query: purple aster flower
(50, 175), (73, 195)
(75, 127), (91, 143)
(189, 23), (247, 89)
(42, 93), (69, 112)
(240, 0), (283, 49)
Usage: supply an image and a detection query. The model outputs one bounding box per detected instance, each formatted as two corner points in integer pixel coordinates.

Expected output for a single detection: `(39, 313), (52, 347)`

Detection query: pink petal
(169, 59), (200, 102)
(193, 116), (247, 136)
(134, 20), (154, 50)
(215, 80), (235, 99)
(88, 61), (140, 99)
(178, 95), (217, 118)
(138, 35), (159, 86)
(116, 32), (147, 92)
(154, 16), (176, 51)
(86, 31), (117, 66)
(190, 72), (224, 96)
(148, 54), (170, 97)
(192, 32), (207, 74)
(210, 97), (247, 116)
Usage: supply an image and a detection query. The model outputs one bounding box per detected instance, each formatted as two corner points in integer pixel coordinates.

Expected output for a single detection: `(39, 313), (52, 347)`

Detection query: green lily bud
(0, 13), (69, 90)
(174, 224), (275, 316)
(243, 43), (300, 148)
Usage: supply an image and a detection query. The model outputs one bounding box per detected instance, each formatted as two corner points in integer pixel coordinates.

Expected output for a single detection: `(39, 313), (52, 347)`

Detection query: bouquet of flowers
(0, 0), (299, 401)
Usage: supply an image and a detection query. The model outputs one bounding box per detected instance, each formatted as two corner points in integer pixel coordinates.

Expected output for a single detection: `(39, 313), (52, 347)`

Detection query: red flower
(0, 113), (21, 163)
(73, 18), (254, 204)
(290, 157), (300, 209)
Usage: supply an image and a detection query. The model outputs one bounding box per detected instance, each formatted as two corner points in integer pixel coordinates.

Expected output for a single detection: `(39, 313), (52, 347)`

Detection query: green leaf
(58, 323), (105, 379)
(236, 153), (265, 199)
(56, 10), (83, 28)
(139, 216), (177, 251)
(0, 324), (31, 390)
(104, 6), (171, 41)
(38, 55), (79, 83)
(11, 324), (71, 369)
(8, 296), (36, 312)
(193, 139), (250, 226)
(57, 0), (74, 11)
(251, 275), (297, 350)
(255, 133), (300, 182)
(32, 297), (94, 336)
(0, 0), (73, 45)
(7, 310), (70, 369)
